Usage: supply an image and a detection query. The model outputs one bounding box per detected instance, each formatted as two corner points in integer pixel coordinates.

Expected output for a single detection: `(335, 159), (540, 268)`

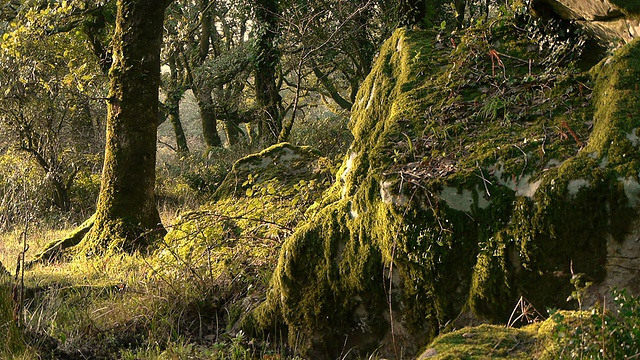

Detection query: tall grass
(0, 279), (26, 358)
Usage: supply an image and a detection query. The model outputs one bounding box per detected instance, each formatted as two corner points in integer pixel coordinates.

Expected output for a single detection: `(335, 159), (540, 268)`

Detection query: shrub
(549, 289), (640, 359)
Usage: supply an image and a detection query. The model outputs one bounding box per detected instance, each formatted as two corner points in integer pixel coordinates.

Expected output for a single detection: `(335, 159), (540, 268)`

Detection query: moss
(155, 142), (333, 350)
(423, 323), (540, 359)
(250, 18), (640, 359)
(588, 37), (640, 178)
(213, 142), (329, 199)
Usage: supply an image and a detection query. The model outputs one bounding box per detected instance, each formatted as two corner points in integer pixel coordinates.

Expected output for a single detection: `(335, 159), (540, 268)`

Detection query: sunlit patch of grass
(13, 230), (296, 358)
(0, 227), (67, 275)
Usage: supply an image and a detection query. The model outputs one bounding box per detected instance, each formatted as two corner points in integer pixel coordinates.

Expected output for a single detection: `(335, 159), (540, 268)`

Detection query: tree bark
(166, 55), (189, 153)
(194, 83), (222, 148)
(82, 0), (171, 253)
(254, 0), (282, 144)
(167, 92), (189, 154)
(188, 0), (222, 148)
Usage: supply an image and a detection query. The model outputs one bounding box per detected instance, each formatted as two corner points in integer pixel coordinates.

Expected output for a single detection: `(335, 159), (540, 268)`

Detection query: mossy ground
(422, 323), (541, 359)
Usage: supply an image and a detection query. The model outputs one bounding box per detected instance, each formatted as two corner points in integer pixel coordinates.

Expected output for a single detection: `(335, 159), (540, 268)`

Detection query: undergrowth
(544, 289), (640, 359)
(0, 141), (336, 359)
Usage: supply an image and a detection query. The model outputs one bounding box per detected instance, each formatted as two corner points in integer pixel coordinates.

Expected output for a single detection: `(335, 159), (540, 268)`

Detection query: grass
(0, 226), (66, 275)
(3, 239), (293, 359)
(0, 144), (333, 359)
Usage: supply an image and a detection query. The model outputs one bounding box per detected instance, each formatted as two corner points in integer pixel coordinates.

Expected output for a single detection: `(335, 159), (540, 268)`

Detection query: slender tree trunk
(166, 56), (189, 153)
(279, 57), (303, 143)
(224, 120), (241, 147)
(311, 61), (352, 111)
(194, 85), (222, 148)
(254, 0), (282, 144)
(188, 0), (222, 148)
(82, 0), (171, 253)
(167, 92), (189, 153)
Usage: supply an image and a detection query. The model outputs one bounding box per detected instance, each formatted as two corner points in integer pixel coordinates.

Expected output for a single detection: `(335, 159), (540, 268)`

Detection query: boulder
(247, 19), (640, 359)
(213, 142), (330, 199)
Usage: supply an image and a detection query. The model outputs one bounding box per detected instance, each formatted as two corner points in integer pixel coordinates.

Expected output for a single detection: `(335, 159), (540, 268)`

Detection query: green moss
(214, 142), (329, 199)
(588, 37), (640, 178)
(423, 323), (540, 359)
(249, 19), (640, 359)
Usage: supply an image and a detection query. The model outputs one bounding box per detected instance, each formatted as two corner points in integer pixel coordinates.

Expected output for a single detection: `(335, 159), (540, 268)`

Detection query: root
(27, 215), (95, 268)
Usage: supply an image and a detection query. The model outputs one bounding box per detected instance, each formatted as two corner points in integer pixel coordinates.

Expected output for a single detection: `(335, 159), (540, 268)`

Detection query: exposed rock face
(535, 0), (640, 44)
(248, 17), (640, 360)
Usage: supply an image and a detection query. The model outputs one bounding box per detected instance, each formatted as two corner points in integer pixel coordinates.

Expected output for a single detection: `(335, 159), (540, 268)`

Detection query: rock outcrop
(247, 14), (640, 359)
(534, 0), (640, 44)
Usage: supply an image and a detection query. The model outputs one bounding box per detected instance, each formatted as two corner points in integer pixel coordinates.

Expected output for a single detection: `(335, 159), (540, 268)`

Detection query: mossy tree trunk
(191, 0), (222, 148)
(82, 0), (172, 252)
(194, 83), (222, 148)
(254, 0), (282, 144)
(166, 54), (189, 154)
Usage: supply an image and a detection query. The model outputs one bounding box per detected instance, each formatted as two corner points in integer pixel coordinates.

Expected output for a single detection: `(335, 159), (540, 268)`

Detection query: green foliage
(0, 0), (106, 215)
(289, 113), (353, 160)
(0, 152), (45, 231)
(155, 148), (238, 219)
(524, 16), (590, 68)
(548, 290), (640, 359)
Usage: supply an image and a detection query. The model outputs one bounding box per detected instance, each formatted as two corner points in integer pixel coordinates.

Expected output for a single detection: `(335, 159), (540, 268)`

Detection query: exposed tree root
(27, 215), (95, 267)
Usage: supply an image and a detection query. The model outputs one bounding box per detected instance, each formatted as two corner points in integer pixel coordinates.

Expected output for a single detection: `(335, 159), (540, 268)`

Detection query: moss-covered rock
(213, 142), (331, 199)
(248, 19), (640, 359)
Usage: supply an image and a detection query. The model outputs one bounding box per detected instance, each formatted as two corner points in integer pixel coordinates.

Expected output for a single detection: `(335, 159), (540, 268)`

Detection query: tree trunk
(254, 0), (282, 144)
(194, 84), (222, 148)
(50, 177), (71, 212)
(167, 92), (189, 153)
(82, 0), (171, 253)
(190, 0), (221, 148)
(166, 55), (189, 153)
(223, 120), (242, 147)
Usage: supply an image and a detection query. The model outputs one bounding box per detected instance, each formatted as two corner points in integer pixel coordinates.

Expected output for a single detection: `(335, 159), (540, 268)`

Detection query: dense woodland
(1, 0), (640, 358)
